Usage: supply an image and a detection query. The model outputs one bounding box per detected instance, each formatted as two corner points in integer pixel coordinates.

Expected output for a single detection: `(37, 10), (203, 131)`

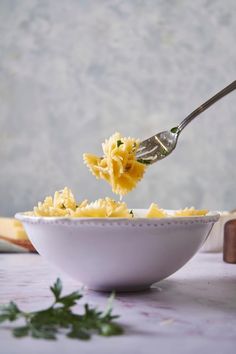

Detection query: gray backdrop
(0, 0), (236, 216)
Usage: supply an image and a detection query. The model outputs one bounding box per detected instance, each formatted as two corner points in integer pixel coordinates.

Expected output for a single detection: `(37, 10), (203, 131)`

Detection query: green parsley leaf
(0, 301), (21, 322)
(117, 140), (124, 148)
(30, 326), (57, 340)
(67, 325), (90, 340)
(50, 278), (62, 300)
(13, 326), (29, 338)
(57, 291), (82, 308)
(99, 322), (123, 336)
(160, 148), (169, 156)
(137, 158), (152, 165)
(170, 126), (179, 134)
(0, 278), (123, 341)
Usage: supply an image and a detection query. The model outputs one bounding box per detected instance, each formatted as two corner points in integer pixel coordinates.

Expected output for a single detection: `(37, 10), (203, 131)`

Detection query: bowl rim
(15, 210), (220, 227)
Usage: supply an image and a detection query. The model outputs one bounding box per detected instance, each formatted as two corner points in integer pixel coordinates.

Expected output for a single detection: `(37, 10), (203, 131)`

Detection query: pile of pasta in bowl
(29, 186), (208, 218)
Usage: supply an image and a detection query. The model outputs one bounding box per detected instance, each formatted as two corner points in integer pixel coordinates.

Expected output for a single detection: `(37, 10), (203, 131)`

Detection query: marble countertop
(0, 253), (236, 354)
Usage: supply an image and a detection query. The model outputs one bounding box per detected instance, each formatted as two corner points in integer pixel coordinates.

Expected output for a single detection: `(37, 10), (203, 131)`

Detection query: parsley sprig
(170, 126), (179, 134)
(0, 278), (123, 340)
(117, 139), (124, 148)
(137, 158), (152, 165)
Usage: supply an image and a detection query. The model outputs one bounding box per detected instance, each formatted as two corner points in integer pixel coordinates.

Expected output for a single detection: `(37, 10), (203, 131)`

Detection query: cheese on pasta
(83, 132), (146, 196)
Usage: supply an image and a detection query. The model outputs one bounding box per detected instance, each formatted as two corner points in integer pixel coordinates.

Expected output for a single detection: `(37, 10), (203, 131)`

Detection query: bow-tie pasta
(30, 187), (131, 218)
(83, 132), (147, 197)
(145, 204), (208, 218)
(145, 203), (167, 218)
(32, 187), (88, 217)
(29, 187), (208, 218)
(174, 207), (208, 217)
(73, 198), (131, 218)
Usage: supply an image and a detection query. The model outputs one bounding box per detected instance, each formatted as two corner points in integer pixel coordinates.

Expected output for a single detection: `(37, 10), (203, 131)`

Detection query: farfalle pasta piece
(83, 132), (147, 196)
(53, 187), (77, 210)
(146, 203), (167, 218)
(32, 188), (131, 218)
(73, 198), (131, 218)
(33, 187), (87, 217)
(174, 207), (208, 217)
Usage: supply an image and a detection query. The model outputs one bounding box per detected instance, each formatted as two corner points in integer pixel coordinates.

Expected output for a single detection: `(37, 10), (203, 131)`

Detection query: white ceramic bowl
(16, 210), (219, 292)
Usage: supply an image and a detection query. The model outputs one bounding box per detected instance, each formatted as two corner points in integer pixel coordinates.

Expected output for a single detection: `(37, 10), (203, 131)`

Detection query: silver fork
(136, 80), (236, 165)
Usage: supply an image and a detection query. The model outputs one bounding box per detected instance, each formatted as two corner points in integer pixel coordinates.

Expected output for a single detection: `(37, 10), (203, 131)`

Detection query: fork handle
(177, 80), (236, 133)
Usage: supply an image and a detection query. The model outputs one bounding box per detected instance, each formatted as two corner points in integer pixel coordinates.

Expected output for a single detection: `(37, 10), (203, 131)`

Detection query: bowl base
(86, 284), (151, 293)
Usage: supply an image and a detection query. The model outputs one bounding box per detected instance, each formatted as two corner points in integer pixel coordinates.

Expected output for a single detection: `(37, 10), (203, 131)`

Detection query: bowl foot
(87, 284), (151, 293)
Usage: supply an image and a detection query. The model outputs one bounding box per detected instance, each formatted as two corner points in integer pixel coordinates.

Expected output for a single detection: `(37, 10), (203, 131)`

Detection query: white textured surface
(0, 0), (236, 216)
(1, 253), (236, 354)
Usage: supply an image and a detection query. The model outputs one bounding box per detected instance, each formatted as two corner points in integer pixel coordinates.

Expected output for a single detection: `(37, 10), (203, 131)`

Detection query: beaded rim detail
(15, 212), (220, 228)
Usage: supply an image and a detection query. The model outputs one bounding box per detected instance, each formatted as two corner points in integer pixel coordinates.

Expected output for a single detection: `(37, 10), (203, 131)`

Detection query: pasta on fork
(83, 132), (147, 197)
